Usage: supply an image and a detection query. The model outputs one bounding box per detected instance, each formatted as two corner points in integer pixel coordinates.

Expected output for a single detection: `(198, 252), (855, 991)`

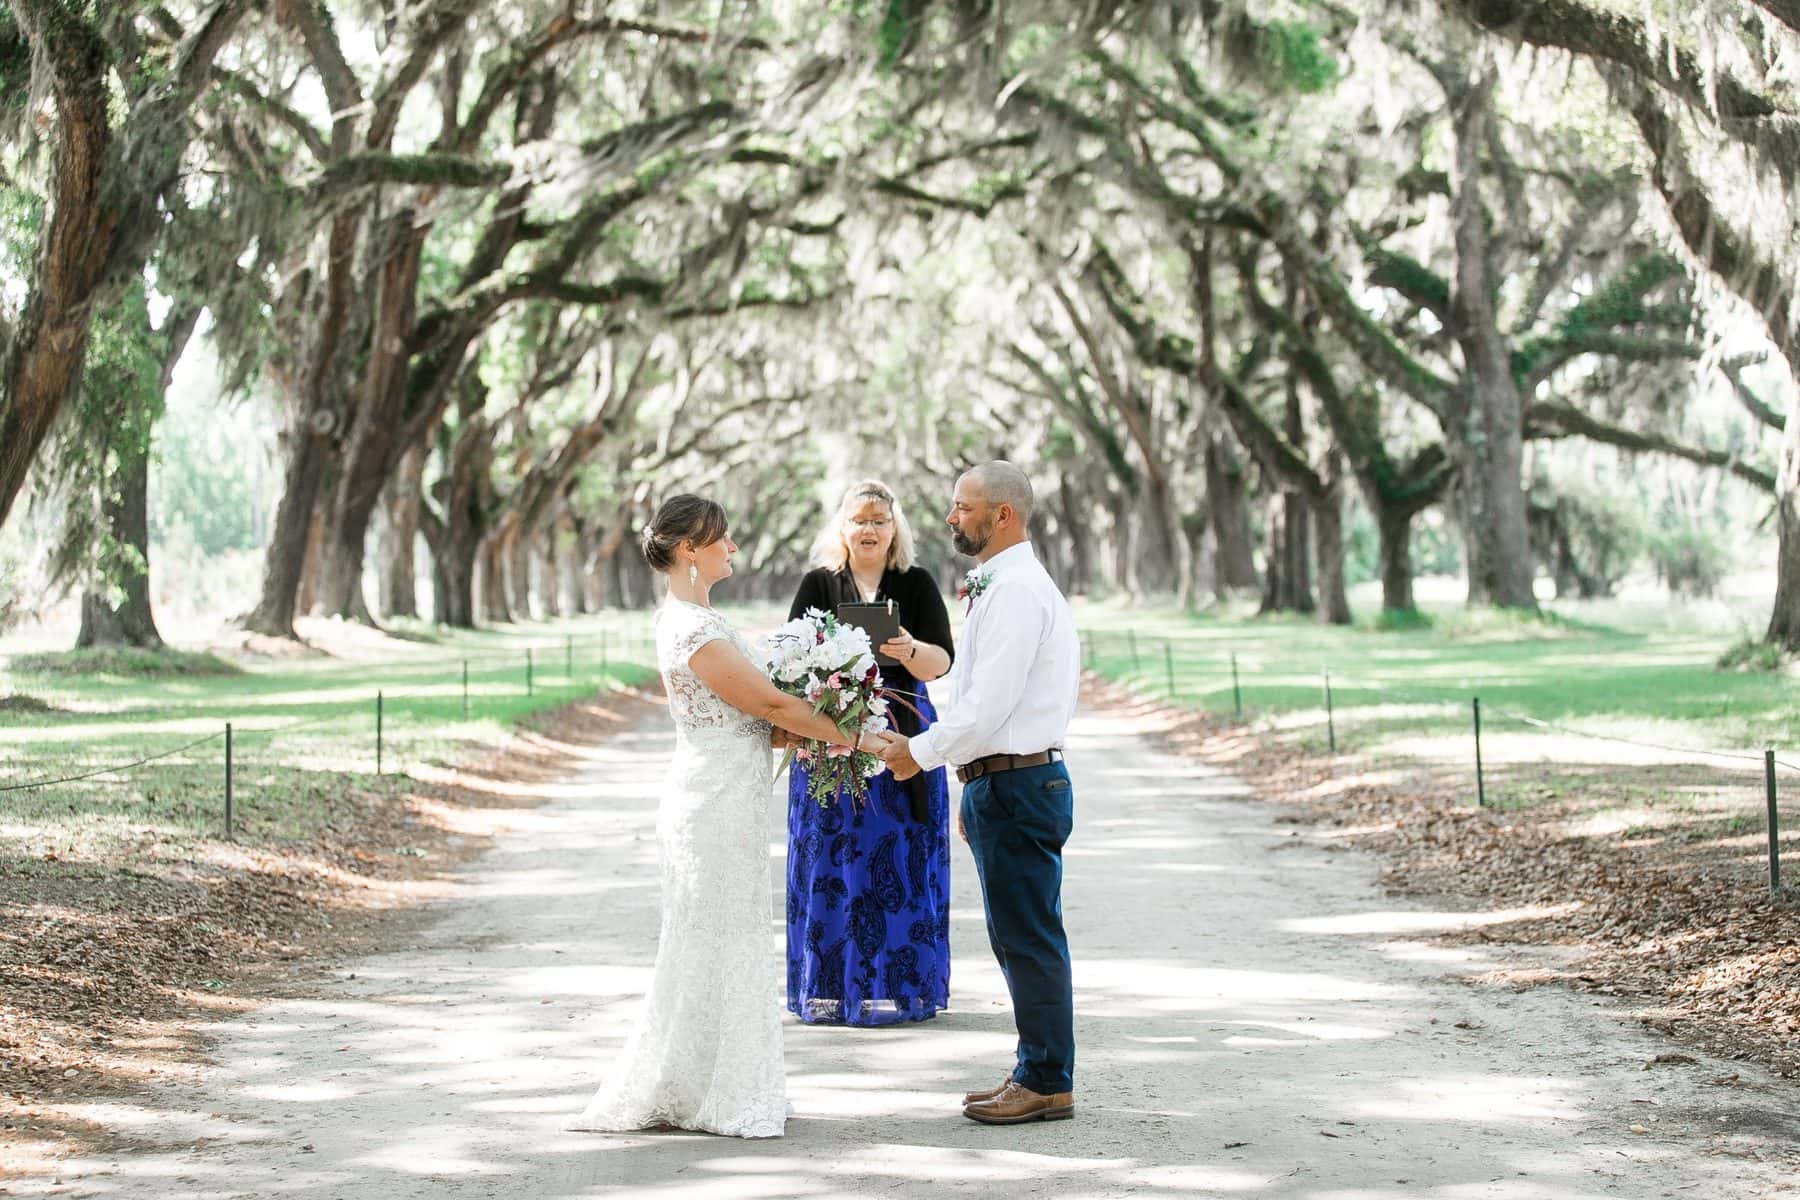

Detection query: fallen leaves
(1091, 677), (1800, 1083)
(0, 687), (660, 1172)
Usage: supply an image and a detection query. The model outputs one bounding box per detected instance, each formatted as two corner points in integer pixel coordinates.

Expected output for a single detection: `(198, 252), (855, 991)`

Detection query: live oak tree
(1438, 0), (1800, 645)
(0, 0), (248, 530)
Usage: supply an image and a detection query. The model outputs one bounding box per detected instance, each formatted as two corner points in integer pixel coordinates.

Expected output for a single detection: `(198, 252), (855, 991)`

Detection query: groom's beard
(952, 524), (990, 557)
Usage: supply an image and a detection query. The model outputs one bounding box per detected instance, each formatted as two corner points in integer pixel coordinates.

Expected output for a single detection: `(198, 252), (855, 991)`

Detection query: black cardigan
(787, 564), (955, 696)
(787, 564), (954, 819)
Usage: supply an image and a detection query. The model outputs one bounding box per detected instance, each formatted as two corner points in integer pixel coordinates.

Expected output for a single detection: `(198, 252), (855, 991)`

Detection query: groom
(879, 461), (1081, 1125)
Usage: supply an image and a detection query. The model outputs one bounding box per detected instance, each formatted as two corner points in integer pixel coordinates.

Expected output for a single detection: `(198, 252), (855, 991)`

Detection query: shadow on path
(22, 707), (1799, 1199)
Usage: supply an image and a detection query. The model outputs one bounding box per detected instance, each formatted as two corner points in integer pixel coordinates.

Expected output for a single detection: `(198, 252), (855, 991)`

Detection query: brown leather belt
(955, 748), (1063, 784)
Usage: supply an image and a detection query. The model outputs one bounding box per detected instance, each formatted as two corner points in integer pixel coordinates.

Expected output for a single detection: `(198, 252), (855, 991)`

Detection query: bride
(569, 494), (894, 1139)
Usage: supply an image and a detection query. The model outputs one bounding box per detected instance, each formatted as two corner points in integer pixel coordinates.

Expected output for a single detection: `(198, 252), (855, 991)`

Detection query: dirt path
(12, 703), (1798, 1199)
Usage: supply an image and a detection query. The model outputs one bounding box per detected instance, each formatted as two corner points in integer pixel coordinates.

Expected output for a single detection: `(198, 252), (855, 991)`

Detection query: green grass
(0, 614), (659, 851)
(1073, 593), (1800, 762)
(8, 646), (242, 677)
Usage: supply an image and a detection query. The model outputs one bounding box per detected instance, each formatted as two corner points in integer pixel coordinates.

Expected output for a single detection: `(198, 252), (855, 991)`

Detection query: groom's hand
(876, 737), (922, 781)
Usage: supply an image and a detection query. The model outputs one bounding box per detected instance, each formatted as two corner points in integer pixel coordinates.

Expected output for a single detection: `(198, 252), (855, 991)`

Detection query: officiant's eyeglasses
(847, 517), (893, 530)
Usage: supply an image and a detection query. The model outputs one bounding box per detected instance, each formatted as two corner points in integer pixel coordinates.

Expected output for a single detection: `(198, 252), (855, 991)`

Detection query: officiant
(782, 479), (954, 1027)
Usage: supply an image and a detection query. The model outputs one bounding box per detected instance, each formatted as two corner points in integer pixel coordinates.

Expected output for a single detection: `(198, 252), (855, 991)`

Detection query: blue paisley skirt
(785, 681), (951, 1026)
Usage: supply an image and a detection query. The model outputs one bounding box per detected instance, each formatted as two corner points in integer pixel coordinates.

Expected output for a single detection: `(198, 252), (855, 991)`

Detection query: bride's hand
(771, 728), (800, 750)
(857, 730), (899, 755)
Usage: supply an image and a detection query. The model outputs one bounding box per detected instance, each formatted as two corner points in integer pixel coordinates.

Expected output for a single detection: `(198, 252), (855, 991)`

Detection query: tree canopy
(2, 0), (1797, 646)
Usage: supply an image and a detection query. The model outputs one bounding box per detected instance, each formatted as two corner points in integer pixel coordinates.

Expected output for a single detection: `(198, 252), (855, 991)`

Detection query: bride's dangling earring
(688, 562), (699, 587)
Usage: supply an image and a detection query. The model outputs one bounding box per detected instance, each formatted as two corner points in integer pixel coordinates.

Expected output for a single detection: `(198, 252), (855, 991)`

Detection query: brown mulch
(1084, 677), (1800, 1082)
(0, 687), (661, 1175)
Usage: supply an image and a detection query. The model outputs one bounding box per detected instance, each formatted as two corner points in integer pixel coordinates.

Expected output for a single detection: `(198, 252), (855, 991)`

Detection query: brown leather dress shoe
(963, 1081), (1075, 1125)
(962, 1077), (1013, 1106)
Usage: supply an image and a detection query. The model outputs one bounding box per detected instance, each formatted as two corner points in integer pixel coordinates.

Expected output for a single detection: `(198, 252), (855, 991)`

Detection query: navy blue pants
(961, 760), (1075, 1095)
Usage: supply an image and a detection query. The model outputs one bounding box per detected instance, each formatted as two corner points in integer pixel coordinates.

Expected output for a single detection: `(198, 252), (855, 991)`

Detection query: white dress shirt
(909, 542), (1080, 773)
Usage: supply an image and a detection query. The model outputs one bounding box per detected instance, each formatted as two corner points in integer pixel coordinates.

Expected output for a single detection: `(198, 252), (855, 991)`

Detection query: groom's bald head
(948, 461), (1034, 560)
(962, 461), (1034, 530)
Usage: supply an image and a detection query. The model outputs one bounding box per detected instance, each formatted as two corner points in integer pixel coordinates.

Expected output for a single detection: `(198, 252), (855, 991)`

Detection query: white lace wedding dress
(568, 599), (788, 1138)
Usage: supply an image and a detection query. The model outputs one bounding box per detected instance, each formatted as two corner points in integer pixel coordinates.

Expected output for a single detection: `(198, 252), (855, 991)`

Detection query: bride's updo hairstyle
(640, 494), (729, 571)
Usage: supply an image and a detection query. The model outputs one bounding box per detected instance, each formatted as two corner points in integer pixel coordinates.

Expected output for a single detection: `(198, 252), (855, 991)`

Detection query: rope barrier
(1083, 631), (1799, 776)
(0, 731), (226, 794)
(1480, 702), (1775, 769)
(227, 708), (350, 744)
(0, 628), (657, 795)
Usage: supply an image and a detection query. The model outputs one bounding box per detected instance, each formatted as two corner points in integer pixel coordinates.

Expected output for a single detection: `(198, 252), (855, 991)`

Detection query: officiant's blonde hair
(811, 480), (916, 572)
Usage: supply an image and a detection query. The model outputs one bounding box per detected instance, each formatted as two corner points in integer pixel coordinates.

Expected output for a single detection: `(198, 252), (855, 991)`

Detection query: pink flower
(796, 747), (813, 763)
(826, 743), (852, 758)
(827, 672), (843, 689)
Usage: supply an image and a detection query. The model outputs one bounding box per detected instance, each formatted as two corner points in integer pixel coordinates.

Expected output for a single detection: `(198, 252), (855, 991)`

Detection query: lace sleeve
(664, 605), (731, 668)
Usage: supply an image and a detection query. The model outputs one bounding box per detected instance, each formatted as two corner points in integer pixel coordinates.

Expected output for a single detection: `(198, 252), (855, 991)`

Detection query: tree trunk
(563, 513), (591, 615)
(438, 519), (479, 628)
(1450, 69), (1537, 610)
(1283, 374), (1315, 613)
(1283, 491), (1313, 612)
(537, 522), (562, 618)
(506, 520), (533, 620)
(1109, 488), (1139, 597)
(297, 504), (328, 617)
(1375, 503), (1418, 614)
(75, 439), (162, 649)
(1311, 458), (1351, 626)
(241, 213), (361, 640)
(1144, 471), (1190, 597)
(620, 539), (657, 609)
(431, 372), (495, 629)
(1057, 472), (1094, 596)
(1206, 436), (1258, 594)
(1262, 489), (1315, 615)
(478, 533), (512, 623)
(591, 514), (630, 609)
(242, 425), (331, 638)
(1185, 519), (1216, 608)
(1766, 394), (1800, 650)
(315, 223), (426, 622)
(0, 1), (246, 529)
(1259, 497), (1285, 614)
(379, 442), (426, 619)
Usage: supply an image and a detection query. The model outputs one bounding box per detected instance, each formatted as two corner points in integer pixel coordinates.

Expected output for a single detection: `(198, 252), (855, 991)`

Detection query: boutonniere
(956, 567), (994, 614)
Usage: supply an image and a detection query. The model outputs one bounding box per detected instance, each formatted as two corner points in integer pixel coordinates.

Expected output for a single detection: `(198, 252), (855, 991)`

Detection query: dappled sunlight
(1282, 904), (1582, 937)
(1351, 1076), (1583, 1124)
(22, 707), (1797, 1199)
(1078, 958), (1404, 1005)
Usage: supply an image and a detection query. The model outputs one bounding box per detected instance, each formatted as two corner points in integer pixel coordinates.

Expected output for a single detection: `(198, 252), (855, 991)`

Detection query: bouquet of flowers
(765, 607), (892, 808)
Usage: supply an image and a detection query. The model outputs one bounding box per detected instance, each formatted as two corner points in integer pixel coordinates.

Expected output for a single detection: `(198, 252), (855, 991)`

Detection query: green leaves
(1250, 18), (1340, 94)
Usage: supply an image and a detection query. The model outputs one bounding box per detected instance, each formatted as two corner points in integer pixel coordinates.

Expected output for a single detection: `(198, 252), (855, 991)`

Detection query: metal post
(1231, 653), (1242, 718)
(1473, 697), (1486, 808)
(462, 660), (470, 718)
(224, 722), (234, 840)
(1129, 630), (1140, 670)
(1164, 642), (1177, 697)
(376, 690), (384, 776)
(566, 635), (573, 680)
(1767, 749), (1782, 896)
(1324, 669), (1336, 753)
(527, 648), (534, 696)
(601, 630), (609, 676)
